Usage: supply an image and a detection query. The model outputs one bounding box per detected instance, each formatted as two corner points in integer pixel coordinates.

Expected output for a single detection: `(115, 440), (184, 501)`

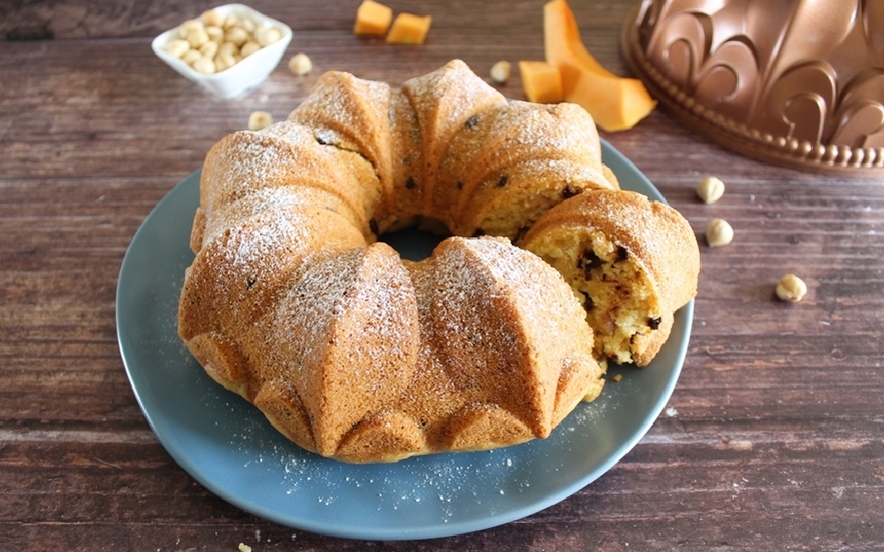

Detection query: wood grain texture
(2, 0), (883, 550)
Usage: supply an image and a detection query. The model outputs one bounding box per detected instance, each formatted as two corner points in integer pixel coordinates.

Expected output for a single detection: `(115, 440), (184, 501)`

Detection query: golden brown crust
(178, 60), (694, 463)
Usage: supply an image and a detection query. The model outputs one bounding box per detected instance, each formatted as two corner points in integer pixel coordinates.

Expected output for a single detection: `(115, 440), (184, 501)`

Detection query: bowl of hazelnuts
(152, 4), (292, 98)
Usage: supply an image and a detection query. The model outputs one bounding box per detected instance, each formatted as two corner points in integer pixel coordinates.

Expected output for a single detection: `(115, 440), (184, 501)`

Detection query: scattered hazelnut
(289, 52), (313, 76)
(705, 218), (733, 247)
(490, 61), (511, 84)
(696, 176), (725, 204)
(248, 111), (274, 131)
(776, 274), (807, 302)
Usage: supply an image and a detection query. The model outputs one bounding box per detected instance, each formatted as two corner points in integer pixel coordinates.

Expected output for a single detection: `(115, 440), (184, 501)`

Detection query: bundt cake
(178, 59), (694, 464)
(521, 190), (699, 366)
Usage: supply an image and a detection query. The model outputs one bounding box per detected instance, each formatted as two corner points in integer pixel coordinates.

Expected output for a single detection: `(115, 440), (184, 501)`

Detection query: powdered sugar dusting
(182, 60), (611, 462)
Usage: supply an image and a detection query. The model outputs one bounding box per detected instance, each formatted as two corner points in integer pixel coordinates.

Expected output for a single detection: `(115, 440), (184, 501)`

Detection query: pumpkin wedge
(543, 0), (655, 132)
(519, 61), (564, 104)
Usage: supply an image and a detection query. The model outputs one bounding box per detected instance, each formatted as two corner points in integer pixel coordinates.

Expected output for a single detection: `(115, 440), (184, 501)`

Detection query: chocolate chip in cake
(616, 246), (629, 262)
(648, 317), (661, 330)
(562, 184), (581, 198)
(464, 114), (480, 129)
(578, 249), (603, 278)
(497, 175), (508, 187)
(246, 276), (257, 290)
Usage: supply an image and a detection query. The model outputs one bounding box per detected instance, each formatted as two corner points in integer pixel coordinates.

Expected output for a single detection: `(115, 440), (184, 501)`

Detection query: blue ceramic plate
(116, 141), (693, 541)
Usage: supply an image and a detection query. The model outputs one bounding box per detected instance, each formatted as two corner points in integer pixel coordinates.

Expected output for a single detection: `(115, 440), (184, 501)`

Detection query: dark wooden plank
(2, 0), (884, 549)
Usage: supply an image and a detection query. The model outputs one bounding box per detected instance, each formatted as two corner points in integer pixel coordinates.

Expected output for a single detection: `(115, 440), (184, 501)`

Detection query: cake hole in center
(379, 226), (448, 261)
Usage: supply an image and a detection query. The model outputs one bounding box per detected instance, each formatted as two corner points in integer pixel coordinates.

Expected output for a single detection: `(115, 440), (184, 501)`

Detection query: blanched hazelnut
(205, 25), (225, 43)
(248, 111), (274, 131)
(223, 13), (241, 30)
(240, 40), (262, 58)
(182, 48), (202, 65)
(225, 26), (250, 47)
(178, 19), (204, 39)
(199, 40), (218, 59)
(215, 51), (237, 72)
(192, 56), (216, 74)
(288, 52), (313, 76)
(696, 176), (725, 204)
(185, 25), (209, 48)
(218, 41), (239, 57)
(776, 274), (807, 302)
(490, 61), (511, 84)
(200, 9), (225, 28)
(706, 218), (733, 247)
(256, 26), (282, 47)
(165, 39), (191, 58)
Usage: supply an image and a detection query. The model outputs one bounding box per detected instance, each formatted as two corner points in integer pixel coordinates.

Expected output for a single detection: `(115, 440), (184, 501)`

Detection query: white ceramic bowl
(152, 4), (292, 99)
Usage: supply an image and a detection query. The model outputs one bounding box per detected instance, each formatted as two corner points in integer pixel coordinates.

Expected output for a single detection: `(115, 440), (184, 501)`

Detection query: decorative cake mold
(622, 0), (884, 176)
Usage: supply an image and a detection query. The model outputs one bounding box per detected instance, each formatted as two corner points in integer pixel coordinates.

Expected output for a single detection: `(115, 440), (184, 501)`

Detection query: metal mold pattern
(623, 0), (884, 176)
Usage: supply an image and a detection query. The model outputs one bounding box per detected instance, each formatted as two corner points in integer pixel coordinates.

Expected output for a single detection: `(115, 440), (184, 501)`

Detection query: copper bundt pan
(622, 0), (884, 176)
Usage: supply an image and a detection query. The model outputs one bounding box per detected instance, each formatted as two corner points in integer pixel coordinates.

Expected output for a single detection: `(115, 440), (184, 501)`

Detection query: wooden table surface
(3, 0), (883, 550)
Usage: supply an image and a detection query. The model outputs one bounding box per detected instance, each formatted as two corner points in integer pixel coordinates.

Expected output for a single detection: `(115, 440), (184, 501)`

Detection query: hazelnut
(205, 25), (225, 43)
(225, 26), (250, 47)
(185, 25), (210, 48)
(178, 19), (204, 39)
(256, 26), (282, 47)
(705, 218), (733, 247)
(200, 9), (225, 28)
(240, 40), (262, 58)
(696, 176), (725, 204)
(182, 48), (203, 65)
(165, 39), (191, 58)
(199, 40), (218, 60)
(776, 274), (807, 302)
(248, 111), (274, 131)
(215, 51), (237, 72)
(490, 61), (511, 84)
(192, 56), (216, 75)
(288, 52), (313, 76)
